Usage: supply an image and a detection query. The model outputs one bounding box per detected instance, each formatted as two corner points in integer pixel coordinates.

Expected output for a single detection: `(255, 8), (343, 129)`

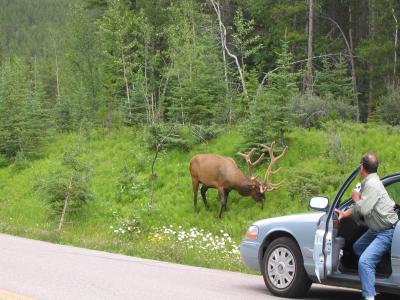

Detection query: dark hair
(360, 152), (379, 173)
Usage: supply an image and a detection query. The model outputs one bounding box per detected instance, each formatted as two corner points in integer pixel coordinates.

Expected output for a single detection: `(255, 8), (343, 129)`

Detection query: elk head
(238, 147), (266, 205)
(238, 142), (288, 207)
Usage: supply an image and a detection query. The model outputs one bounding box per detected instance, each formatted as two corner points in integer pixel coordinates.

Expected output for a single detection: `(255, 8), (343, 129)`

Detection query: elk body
(189, 142), (287, 218)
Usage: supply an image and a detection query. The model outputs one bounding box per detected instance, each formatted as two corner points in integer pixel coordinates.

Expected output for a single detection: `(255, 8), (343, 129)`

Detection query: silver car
(240, 169), (400, 298)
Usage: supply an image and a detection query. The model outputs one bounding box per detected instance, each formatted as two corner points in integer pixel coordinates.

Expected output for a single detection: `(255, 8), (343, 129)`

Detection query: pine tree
(57, 2), (103, 131)
(164, 0), (225, 125)
(245, 40), (299, 148)
(23, 69), (51, 158)
(98, 0), (150, 125)
(0, 56), (30, 160)
(314, 56), (354, 100)
(0, 56), (49, 161)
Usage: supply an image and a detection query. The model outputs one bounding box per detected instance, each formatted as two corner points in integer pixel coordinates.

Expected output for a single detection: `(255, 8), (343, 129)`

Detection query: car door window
(338, 176), (400, 208)
(386, 181), (400, 205)
(337, 176), (358, 208)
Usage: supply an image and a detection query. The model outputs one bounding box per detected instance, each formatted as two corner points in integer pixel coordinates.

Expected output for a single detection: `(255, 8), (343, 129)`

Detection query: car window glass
(386, 181), (400, 204)
(337, 176), (357, 206)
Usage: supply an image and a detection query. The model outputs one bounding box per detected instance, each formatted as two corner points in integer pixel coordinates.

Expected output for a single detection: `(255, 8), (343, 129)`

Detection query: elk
(189, 142), (288, 218)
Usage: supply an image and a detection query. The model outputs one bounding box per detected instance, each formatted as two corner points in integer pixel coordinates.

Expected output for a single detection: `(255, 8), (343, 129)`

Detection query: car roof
(382, 172), (400, 181)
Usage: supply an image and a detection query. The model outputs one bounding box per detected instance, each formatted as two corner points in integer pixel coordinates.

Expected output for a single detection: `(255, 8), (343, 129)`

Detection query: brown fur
(189, 154), (264, 218)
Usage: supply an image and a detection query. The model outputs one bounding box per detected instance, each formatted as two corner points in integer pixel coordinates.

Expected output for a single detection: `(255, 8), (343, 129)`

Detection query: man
(335, 152), (399, 300)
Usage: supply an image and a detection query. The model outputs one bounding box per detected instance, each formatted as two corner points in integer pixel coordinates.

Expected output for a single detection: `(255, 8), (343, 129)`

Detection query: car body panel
(391, 222), (400, 285)
(240, 211), (324, 275)
(313, 215), (331, 282)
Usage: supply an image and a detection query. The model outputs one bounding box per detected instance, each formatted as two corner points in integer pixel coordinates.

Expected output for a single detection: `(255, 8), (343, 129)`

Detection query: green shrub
(0, 154), (8, 168)
(287, 170), (342, 204)
(288, 170), (321, 203)
(190, 124), (224, 144)
(378, 86), (400, 125)
(147, 125), (190, 152)
(117, 164), (148, 203)
(36, 172), (93, 214)
(289, 93), (356, 128)
(12, 151), (30, 172)
(35, 149), (93, 219)
(109, 210), (144, 239)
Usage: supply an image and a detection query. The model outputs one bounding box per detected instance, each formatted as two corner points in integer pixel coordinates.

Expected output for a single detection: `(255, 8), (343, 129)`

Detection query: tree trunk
(291, 5), (297, 74)
(148, 126), (176, 209)
(306, 0), (314, 94)
(209, 0), (248, 98)
(59, 176), (73, 232)
(368, 1), (374, 117)
(318, 15), (358, 119)
(392, 7), (398, 81)
(54, 42), (61, 103)
(121, 49), (132, 124)
(144, 34), (150, 125)
(33, 55), (38, 91)
(348, 5), (360, 122)
(215, 4), (231, 123)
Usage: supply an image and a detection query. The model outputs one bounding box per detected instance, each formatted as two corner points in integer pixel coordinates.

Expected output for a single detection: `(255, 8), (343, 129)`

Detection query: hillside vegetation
(0, 122), (399, 271)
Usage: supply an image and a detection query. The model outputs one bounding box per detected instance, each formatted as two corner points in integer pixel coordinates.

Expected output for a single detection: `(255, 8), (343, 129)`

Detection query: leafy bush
(147, 124), (190, 152)
(287, 170), (341, 204)
(378, 86), (400, 125)
(324, 126), (356, 174)
(12, 151), (30, 172)
(117, 164), (148, 203)
(36, 172), (93, 213)
(35, 150), (93, 217)
(287, 170), (321, 203)
(110, 210), (143, 238)
(189, 124), (224, 144)
(289, 93), (356, 128)
(0, 154), (8, 167)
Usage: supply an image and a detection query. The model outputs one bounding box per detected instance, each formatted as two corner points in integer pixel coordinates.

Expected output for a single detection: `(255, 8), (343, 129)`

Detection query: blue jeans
(353, 226), (395, 298)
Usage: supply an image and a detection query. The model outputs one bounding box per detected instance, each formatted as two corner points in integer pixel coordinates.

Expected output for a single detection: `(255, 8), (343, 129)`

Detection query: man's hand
(335, 208), (345, 221)
(352, 190), (361, 202)
(335, 208), (353, 221)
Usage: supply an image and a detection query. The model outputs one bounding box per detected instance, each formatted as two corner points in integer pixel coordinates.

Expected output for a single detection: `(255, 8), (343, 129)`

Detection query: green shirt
(350, 173), (399, 231)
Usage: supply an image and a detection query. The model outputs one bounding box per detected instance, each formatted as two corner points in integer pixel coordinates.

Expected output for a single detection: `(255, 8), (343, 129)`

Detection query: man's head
(359, 152), (379, 177)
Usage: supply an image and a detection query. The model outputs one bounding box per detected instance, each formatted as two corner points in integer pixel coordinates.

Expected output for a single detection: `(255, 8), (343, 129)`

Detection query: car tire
(262, 237), (312, 298)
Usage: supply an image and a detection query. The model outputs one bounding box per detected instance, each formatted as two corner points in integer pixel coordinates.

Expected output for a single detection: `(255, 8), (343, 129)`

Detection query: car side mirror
(309, 196), (329, 212)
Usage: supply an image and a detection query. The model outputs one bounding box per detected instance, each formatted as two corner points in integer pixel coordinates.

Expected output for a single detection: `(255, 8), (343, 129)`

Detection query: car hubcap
(267, 247), (296, 289)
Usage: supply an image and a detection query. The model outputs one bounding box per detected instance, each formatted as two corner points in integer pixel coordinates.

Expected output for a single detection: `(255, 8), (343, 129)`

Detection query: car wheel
(262, 237), (311, 298)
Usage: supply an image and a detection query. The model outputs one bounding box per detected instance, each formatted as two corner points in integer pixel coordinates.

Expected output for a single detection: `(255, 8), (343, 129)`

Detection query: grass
(0, 121), (400, 272)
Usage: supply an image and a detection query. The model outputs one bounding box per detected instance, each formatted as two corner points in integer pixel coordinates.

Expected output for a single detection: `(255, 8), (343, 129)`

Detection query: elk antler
(260, 142), (288, 192)
(237, 148), (264, 177)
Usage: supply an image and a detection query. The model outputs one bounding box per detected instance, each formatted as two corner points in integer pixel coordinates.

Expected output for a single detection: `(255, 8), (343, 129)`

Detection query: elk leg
(192, 178), (199, 213)
(200, 185), (209, 209)
(224, 189), (230, 211)
(217, 188), (227, 218)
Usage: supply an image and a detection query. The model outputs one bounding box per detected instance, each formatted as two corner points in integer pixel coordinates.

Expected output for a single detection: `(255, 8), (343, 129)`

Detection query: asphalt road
(0, 233), (396, 300)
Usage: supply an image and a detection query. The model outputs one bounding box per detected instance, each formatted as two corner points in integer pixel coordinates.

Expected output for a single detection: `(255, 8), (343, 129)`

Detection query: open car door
(312, 168), (359, 282)
(313, 213), (333, 282)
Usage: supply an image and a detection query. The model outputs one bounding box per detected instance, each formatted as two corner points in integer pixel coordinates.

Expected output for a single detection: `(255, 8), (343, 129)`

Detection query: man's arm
(334, 188), (362, 221)
(353, 185), (378, 216)
(335, 208), (353, 221)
